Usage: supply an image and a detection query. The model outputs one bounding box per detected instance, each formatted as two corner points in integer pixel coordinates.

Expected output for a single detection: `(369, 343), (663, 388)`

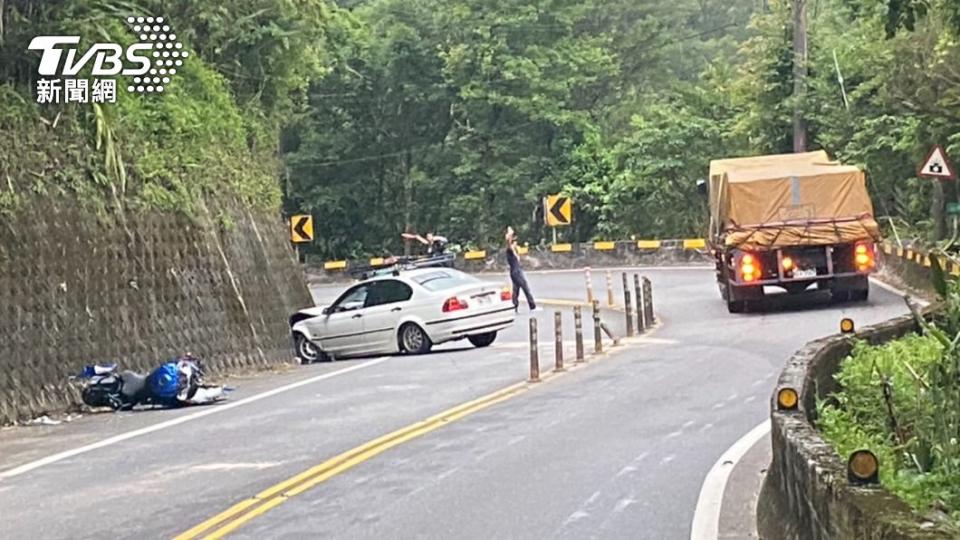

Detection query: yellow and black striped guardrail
(881, 240), (960, 276)
(317, 238), (709, 272)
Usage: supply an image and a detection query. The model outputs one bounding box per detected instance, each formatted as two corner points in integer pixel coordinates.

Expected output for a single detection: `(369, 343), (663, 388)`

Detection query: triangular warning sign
(919, 145), (956, 180)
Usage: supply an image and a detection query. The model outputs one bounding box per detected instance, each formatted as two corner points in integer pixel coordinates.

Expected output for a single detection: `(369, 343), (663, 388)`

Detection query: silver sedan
(290, 268), (515, 362)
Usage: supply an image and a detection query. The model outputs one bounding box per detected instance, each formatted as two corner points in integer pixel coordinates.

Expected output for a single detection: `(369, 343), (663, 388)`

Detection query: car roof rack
(349, 253), (455, 280)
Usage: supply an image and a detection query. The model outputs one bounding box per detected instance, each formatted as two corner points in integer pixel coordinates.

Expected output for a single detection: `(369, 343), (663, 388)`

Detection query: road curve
(0, 268), (909, 539)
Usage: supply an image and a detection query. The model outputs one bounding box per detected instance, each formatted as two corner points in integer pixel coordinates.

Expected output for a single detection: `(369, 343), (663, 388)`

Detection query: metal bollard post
(634, 274), (645, 333)
(592, 300), (602, 353)
(574, 306), (585, 363)
(529, 317), (540, 382)
(585, 267), (594, 303)
(554, 311), (565, 372)
(622, 272), (634, 337)
(606, 270), (614, 307)
(643, 277), (655, 326)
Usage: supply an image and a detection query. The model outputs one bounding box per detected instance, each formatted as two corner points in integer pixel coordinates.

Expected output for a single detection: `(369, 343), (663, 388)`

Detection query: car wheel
(399, 323), (432, 354)
(295, 333), (327, 363)
(468, 332), (497, 348)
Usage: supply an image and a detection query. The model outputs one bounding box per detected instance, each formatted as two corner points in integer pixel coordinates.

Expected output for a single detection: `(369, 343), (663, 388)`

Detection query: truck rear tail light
(442, 297), (469, 312)
(782, 256), (794, 271)
(855, 243), (874, 272)
(500, 287), (512, 302)
(740, 253), (760, 282)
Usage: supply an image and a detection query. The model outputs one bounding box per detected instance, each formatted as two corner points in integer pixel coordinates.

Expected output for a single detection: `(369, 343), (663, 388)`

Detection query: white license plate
(794, 269), (817, 278)
(476, 295), (491, 304)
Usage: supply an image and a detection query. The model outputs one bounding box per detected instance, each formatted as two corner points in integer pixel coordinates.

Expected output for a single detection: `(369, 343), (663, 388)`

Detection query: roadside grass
(819, 256), (960, 526)
(818, 335), (960, 517)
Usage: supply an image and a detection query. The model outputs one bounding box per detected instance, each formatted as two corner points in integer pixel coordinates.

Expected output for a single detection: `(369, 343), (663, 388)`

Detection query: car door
(307, 283), (372, 357)
(361, 279), (414, 353)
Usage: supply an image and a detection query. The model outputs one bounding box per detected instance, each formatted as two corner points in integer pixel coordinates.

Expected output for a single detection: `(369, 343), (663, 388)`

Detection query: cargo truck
(703, 151), (881, 313)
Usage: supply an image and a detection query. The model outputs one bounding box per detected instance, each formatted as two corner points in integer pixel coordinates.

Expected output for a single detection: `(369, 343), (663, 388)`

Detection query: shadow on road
(735, 289), (872, 316)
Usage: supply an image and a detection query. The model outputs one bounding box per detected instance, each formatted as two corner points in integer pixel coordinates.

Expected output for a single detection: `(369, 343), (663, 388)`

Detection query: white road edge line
(690, 419), (771, 540)
(869, 276), (930, 307)
(0, 357), (390, 481)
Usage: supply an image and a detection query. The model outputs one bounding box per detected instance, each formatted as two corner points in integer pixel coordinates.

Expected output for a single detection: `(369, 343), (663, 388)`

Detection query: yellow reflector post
(552, 243), (573, 253)
(637, 240), (661, 249)
(323, 260), (347, 271)
(848, 450), (879, 485)
(517, 246), (529, 255)
(369, 257), (385, 266)
(840, 318), (855, 334)
(776, 388), (799, 411)
(683, 238), (706, 249)
(464, 250), (487, 260)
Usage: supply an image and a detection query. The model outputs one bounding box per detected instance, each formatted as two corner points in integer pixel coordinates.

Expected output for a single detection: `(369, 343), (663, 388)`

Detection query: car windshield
(412, 270), (479, 291)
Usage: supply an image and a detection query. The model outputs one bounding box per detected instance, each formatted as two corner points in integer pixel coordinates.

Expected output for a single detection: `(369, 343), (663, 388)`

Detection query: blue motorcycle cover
(147, 362), (181, 400)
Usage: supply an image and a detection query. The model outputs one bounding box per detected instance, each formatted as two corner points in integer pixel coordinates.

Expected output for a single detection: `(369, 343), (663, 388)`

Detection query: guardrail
(757, 240), (951, 539)
(757, 310), (954, 539)
(879, 240), (960, 275)
(313, 238), (709, 273)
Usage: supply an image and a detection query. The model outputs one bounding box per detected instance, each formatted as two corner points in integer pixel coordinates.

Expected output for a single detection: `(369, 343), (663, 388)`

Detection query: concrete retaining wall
(757, 244), (952, 539)
(0, 198), (313, 424)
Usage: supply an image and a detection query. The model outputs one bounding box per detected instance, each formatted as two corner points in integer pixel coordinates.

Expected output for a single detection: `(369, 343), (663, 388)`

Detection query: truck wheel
(727, 299), (746, 313)
(831, 290), (850, 302)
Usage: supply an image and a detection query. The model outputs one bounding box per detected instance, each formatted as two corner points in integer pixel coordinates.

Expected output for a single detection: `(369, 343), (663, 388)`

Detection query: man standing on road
(506, 226), (537, 312)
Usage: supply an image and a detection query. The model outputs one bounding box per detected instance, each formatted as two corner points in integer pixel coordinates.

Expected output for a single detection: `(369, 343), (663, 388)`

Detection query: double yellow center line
(175, 382), (529, 539)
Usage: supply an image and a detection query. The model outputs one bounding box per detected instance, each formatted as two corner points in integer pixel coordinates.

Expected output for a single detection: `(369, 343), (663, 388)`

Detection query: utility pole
(403, 149), (413, 257)
(792, 0), (808, 153)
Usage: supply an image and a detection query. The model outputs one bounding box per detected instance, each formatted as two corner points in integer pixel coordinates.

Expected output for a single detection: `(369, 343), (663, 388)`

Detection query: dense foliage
(0, 0), (338, 217)
(1, 0), (959, 257)
(285, 0), (960, 258)
(819, 257), (960, 526)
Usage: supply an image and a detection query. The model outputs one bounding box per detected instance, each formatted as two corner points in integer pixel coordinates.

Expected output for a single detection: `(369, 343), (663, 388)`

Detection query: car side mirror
(322, 307), (331, 315)
(696, 179), (708, 197)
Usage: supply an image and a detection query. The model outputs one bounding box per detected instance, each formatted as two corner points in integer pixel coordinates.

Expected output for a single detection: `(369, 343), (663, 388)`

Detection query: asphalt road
(0, 267), (910, 539)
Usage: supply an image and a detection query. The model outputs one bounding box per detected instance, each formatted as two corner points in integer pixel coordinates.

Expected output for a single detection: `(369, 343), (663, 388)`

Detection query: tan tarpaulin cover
(708, 152), (880, 250)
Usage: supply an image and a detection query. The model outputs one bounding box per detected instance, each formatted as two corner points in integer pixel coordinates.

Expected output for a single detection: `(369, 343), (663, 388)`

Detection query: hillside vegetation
(1, 0), (958, 257)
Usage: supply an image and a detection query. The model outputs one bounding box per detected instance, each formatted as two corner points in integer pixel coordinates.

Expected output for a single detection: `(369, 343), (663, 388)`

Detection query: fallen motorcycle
(73, 354), (230, 411)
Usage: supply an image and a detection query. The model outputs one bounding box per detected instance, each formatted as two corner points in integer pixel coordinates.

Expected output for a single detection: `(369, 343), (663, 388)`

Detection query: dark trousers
(510, 270), (536, 310)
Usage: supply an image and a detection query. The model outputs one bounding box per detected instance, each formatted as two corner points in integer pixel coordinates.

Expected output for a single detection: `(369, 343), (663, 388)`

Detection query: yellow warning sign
(290, 215), (314, 243)
(544, 195), (572, 227)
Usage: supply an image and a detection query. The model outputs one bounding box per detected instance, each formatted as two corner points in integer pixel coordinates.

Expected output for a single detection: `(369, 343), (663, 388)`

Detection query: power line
(289, 120), (541, 168)
(290, 17), (753, 169)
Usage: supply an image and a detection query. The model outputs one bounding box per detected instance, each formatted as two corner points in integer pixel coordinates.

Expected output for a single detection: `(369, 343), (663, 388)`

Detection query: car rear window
(412, 271), (479, 291)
